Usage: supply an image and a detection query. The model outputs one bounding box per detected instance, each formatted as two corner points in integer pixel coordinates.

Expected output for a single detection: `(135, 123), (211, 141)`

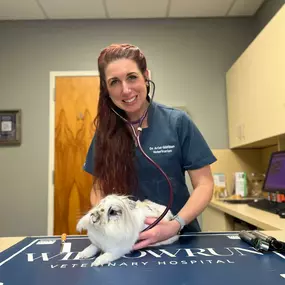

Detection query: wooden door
(54, 76), (100, 235)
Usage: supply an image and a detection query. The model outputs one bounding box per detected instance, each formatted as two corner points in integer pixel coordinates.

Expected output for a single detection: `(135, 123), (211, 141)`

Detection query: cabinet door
(226, 62), (244, 148)
(243, 5), (285, 145)
(201, 207), (234, 232)
(248, 5), (285, 143)
(226, 5), (285, 148)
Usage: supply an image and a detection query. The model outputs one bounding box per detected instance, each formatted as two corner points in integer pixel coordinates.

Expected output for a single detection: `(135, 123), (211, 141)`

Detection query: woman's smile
(122, 95), (138, 104)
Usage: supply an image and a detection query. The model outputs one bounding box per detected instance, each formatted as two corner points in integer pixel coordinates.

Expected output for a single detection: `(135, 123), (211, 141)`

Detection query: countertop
(209, 198), (285, 230)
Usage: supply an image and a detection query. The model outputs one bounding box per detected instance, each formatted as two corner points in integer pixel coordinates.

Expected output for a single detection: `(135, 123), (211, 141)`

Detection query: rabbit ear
(120, 195), (136, 210)
(122, 198), (137, 210)
(128, 200), (136, 210)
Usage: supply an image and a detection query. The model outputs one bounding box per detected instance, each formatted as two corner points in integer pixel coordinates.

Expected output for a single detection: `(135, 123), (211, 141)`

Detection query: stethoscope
(110, 79), (173, 232)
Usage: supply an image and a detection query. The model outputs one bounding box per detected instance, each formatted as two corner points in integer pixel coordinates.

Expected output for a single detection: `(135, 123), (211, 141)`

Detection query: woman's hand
(132, 217), (180, 250)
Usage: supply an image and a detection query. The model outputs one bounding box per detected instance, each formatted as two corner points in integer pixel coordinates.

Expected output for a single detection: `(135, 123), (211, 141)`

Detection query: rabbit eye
(109, 209), (117, 216)
(108, 207), (122, 217)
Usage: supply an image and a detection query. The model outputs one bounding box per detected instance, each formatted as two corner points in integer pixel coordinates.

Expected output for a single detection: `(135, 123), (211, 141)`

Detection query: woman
(83, 43), (217, 250)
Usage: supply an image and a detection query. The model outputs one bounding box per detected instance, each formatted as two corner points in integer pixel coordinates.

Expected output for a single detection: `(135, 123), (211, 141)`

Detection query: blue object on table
(0, 232), (284, 285)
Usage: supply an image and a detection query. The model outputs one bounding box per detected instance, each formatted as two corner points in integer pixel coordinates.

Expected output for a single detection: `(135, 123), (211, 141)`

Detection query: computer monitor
(263, 150), (285, 194)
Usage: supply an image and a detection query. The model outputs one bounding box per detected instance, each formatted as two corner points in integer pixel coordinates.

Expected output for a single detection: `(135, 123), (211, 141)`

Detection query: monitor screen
(263, 151), (285, 194)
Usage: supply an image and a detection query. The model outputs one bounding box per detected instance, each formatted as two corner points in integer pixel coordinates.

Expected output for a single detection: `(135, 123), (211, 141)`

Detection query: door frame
(48, 71), (99, 235)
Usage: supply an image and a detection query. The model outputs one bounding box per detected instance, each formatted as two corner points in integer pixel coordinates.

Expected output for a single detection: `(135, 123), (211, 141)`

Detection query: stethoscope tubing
(110, 80), (174, 232)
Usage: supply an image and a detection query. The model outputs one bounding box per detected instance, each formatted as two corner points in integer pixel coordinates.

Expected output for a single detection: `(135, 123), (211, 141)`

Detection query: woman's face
(105, 58), (148, 119)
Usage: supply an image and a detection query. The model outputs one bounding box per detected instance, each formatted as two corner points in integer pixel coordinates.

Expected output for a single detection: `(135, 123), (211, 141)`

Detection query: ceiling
(0, 0), (266, 20)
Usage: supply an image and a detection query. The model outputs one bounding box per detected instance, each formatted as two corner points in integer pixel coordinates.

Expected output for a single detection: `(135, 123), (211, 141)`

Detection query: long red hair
(93, 43), (148, 197)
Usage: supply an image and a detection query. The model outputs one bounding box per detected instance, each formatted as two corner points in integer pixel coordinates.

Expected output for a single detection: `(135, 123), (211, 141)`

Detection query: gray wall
(254, 0), (284, 35)
(0, 3), (277, 236)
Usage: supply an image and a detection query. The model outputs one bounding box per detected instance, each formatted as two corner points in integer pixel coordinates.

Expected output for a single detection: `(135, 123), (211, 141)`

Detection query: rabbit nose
(90, 212), (100, 224)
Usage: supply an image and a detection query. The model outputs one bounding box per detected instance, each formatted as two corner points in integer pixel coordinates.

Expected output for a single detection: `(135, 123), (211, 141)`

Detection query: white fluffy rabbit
(76, 194), (179, 266)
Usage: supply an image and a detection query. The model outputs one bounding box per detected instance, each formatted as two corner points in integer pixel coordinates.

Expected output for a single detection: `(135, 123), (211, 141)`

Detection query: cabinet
(202, 207), (259, 232)
(226, 5), (285, 149)
(202, 207), (234, 232)
(226, 62), (247, 148)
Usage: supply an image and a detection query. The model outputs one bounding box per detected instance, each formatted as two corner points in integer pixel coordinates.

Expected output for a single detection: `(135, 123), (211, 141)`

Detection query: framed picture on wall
(0, 109), (22, 145)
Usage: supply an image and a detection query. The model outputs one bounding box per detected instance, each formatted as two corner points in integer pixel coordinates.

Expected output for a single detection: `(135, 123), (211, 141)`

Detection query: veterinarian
(83, 43), (217, 250)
